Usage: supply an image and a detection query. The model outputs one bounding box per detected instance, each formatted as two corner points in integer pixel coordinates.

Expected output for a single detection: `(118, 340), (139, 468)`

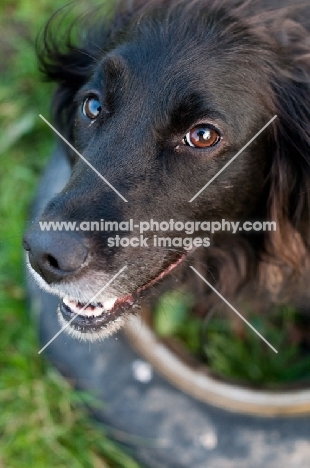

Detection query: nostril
(23, 227), (89, 283)
(44, 254), (60, 270)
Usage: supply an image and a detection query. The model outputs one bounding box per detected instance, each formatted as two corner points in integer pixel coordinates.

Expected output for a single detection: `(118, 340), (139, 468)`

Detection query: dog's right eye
(183, 125), (221, 149)
(82, 97), (102, 120)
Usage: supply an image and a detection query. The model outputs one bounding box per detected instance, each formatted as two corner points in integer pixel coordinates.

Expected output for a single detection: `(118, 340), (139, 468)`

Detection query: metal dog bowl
(125, 314), (310, 417)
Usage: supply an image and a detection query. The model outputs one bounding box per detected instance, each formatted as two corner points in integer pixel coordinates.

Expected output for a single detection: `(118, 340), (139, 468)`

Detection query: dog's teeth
(103, 297), (117, 310)
(62, 295), (118, 317)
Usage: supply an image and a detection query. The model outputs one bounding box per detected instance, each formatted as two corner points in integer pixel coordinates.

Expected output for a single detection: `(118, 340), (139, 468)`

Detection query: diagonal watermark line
(39, 114), (128, 203)
(189, 115), (277, 203)
(38, 265), (127, 354)
(190, 266), (278, 353)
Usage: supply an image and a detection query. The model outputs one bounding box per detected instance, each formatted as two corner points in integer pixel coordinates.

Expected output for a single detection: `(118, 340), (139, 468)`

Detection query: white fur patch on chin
(57, 306), (129, 342)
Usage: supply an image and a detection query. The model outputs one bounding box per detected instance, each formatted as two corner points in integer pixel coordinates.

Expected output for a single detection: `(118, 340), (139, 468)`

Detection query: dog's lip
(59, 252), (186, 332)
(137, 253), (186, 293)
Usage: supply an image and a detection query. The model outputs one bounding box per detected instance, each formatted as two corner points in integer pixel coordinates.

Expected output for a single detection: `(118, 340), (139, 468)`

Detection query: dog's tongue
(63, 296), (117, 317)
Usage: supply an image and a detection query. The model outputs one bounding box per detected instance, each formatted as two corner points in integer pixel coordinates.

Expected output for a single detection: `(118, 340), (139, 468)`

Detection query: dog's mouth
(60, 294), (135, 331)
(58, 253), (186, 339)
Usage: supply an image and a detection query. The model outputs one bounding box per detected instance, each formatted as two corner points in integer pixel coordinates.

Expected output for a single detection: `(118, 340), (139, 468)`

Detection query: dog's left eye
(82, 97), (102, 120)
(183, 125), (221, 148)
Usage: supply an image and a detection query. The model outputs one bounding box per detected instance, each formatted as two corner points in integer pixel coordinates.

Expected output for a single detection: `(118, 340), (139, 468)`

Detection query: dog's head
(23, 0), (310, 340)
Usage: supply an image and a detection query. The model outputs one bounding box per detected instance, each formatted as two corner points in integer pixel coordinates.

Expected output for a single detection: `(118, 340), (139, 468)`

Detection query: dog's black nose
(23, 228), (88, 284)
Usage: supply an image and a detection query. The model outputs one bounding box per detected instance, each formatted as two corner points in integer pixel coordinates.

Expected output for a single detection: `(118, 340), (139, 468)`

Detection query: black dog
(23, 0), (310, 341)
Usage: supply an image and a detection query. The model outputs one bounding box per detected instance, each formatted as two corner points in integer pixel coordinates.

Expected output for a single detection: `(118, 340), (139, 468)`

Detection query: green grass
(0, 1), (141, 467)
(154, 291), (310, 388)
(203, 306), (310, 387)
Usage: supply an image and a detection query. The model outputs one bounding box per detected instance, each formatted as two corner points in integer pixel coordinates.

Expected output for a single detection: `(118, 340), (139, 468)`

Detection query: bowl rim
(125, 314), (310, 417)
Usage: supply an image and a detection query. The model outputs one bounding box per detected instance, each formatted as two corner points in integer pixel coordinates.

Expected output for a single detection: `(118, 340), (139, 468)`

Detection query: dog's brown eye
(183, 125), (220, 148)
(82, 97), (102, 119)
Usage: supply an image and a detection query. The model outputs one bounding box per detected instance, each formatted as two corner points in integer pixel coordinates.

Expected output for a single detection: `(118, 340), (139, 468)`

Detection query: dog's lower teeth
(63, 296), (118, 318)
(63, 297), (102, 317)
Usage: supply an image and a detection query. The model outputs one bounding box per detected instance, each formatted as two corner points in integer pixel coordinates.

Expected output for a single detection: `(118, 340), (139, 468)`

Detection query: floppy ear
(264, 13), (310, 276)
(36, 10), (104, 147)
(36, 2), (146, 152)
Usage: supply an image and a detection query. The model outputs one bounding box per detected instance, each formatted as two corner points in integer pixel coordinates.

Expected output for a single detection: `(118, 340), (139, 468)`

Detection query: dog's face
(23, 1), (310, 340)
